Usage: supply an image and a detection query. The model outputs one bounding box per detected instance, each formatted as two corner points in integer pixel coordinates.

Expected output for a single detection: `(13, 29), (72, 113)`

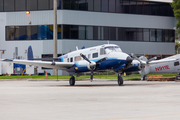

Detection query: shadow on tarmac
(48, 82), (153, 87)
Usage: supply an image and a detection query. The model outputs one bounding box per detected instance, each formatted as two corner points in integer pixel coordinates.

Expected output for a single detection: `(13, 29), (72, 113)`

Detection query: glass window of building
(123, 0), (129, 13)
(4, 0), (14, 12)
(143, 29), (149, 41)
(93, 26), (101, 40)
(6, 26), (15, 40)
(38, 0), (49, 10)
(57, 25), (61, 39)
(169, 30), (175, 42)
(87, 0), (93, 11)
(102, 0), (108, 12)
(150, 3), (157, 15)
(57, 0), (61, 9)
(109, 27), (116, 40)
(143, 2), (150, 15)
(156, 3), (161, 15)
(63, 0), (70, 9)
(14, 26), (26, 40)
(118, 28), (123, 40)
(123, 28), (129, 40)
(38, 25), (49, 40)
(129, 28), (137, 41)
(70, 25), (78, 39)
(137, 29), (143, 41)
(71, 0), (79, 10)
(79, 0), (87, 10)
(0, 0), (3, 12)
(129, 1), (136, 14)
(163, 30), (169, 42)
(137, 2), (143, 14)
(27, 0), (38, 11)
(50, 0), (53, 9)
(101, 27), (109, 40)
(79, 26), (85, 39)
(157, 29), (162, 42)
(150, 29), (156, 41)
(86, 26), (93, 39)
(94, 0), (101, 12)
(63, 25), (70, 39)
(116, 0), (123, 13)
(15, 0), (26, 11)
(109, 0), (115, 12)
(27, 26), (38, 40)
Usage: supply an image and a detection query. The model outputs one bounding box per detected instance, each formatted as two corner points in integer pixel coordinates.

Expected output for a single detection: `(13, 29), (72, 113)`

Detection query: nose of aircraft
(126, 56), (133, 64)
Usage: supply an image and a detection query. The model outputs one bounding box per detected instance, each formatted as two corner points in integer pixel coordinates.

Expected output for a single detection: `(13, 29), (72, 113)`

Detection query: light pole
(53, 0), (57, 75)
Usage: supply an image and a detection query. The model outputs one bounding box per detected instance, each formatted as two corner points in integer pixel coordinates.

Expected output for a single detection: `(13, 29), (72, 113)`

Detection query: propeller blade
(96, 57), (107, 64)
(131, 53), (142, 63)
(147, 56), (157, 64)
(91, 69), (93, 82)
(80, 53), (91, 63)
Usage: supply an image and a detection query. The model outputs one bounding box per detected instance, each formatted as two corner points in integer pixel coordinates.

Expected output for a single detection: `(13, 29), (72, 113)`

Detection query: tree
(175, 41), (180, 53)
(171, 0), (180, 33)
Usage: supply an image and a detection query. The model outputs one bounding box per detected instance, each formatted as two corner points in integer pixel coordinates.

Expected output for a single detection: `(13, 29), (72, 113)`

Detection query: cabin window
(67, 58), (69, 62)
(100, 48), (106, 55)
(88, 54), (91, 59)
(93, 52), (98, 58)
(174, 61), (179, 66)
(75, 56), (81, 61)
(70, 57), (73, 62)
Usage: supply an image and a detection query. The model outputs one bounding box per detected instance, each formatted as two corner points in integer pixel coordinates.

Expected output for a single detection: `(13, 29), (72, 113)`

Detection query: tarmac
(0, 79), (180, 120)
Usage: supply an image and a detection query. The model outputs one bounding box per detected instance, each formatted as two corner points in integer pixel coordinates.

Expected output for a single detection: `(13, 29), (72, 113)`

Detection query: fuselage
(148, 54), (180, 74)
(58, 44), (132, 73)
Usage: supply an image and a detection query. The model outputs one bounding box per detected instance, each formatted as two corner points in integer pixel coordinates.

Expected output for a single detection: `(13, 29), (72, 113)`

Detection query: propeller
(80, 53), (107, 81)
(131, 53), (157, 80)
(131, 53), (146, 80)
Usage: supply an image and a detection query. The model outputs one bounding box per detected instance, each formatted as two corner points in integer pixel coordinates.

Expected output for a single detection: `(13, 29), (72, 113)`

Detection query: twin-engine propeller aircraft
(127, 54), (180, 80)
(1, 44), (134, 86)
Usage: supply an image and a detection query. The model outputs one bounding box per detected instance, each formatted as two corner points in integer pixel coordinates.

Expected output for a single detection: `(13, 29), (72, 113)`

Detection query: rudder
(27, 46), (34, 60)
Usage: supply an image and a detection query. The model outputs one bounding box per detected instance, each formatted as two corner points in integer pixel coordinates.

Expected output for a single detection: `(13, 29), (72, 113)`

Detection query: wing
(1, 59), (74, 70)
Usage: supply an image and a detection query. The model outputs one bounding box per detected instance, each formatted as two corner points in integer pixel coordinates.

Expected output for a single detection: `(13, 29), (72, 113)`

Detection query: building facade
(0, 0), (176, 75)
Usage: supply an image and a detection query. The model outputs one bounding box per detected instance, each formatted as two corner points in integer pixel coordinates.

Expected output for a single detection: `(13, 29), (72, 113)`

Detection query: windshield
(104, 46), (122, 53)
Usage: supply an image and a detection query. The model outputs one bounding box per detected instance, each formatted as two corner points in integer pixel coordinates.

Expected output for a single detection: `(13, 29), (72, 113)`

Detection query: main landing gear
(117, 74), (123, 86)
(69, 76), (75, 86)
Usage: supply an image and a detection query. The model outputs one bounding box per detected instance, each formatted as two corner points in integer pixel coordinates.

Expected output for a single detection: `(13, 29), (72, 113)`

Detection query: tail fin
(27, 46), (34, 60)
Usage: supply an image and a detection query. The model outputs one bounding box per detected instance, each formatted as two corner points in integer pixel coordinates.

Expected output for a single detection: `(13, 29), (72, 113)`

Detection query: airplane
(1, 44), (134, 86)
(1, 44), (177, 85)
(129, 54), (180, 80)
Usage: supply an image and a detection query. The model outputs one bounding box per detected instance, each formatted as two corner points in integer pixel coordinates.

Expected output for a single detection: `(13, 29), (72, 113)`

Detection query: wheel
(117, 74), (123, 86)
(143, 76), (146, 80)
(69, 76), (75, 86)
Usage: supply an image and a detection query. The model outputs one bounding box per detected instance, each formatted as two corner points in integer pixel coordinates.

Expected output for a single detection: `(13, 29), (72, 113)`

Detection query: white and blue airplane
(1, 44), (133, 86)
(1, 44), (177, 85)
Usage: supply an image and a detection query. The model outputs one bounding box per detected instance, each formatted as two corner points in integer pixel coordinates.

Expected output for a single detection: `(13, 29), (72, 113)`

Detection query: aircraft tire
(69, 76), (75, 86)
(118, 74), (123, 86)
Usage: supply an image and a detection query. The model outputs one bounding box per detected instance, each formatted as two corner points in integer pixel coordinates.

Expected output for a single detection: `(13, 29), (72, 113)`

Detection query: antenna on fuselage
(107, 41), (109, 44)
(76, 46), (78, 50)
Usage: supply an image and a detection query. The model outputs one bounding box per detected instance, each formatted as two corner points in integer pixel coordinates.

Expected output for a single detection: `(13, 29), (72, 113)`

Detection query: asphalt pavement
(0, 80), (180, 120)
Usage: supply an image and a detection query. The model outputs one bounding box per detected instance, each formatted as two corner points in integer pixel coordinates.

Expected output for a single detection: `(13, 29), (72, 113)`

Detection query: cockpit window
(104, 46), (122, 53)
